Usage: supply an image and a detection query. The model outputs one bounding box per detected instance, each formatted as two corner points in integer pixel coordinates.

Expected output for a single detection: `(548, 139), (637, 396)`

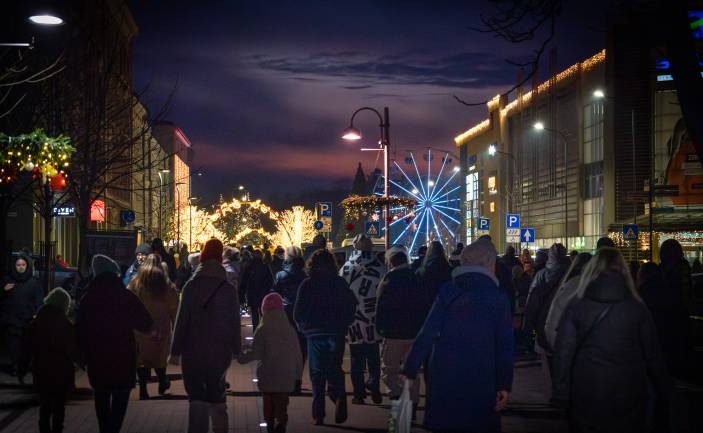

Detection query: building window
(583, 102), (604, 164)
(490, 201), (495, 213)
(584, 161), (604, 199)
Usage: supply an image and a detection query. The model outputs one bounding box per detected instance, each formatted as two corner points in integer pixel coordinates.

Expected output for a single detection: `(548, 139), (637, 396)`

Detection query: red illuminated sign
(90, 200), (105, 222)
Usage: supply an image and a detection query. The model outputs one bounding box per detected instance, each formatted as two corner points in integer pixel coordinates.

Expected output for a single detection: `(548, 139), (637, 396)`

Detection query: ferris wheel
(373, 148), (462, 255)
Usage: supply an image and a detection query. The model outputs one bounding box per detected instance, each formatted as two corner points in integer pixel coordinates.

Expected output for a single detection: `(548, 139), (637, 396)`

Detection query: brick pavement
(0, 317), (567, 433)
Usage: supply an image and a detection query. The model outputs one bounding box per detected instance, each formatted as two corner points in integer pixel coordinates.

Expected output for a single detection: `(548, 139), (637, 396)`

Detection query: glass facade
(583, 101), (605, 250)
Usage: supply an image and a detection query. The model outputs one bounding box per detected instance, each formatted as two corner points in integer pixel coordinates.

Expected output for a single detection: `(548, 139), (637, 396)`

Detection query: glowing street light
(533, 121), (545, 131)
(592, 89), (605, 99)
(488, 144), (497, 156)
(28, 14), (64, 25)
(341, 126), (363, 141)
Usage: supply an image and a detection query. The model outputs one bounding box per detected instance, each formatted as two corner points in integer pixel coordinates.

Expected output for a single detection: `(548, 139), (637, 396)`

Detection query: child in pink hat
(238, 293), (302, 433)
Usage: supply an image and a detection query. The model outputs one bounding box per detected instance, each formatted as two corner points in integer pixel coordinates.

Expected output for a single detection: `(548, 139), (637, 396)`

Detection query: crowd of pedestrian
(0, 231), (699, 433)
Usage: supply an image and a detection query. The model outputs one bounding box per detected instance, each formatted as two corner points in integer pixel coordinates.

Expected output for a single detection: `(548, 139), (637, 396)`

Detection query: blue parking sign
(506, 213), (520, 228)
(478, 217), (490, 231)
(317, 202), (333, 217)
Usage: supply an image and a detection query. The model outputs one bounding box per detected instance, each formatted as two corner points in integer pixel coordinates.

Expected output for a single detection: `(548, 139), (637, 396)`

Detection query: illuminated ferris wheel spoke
(409, 152), (428, 199)
(433, 206), (461, 224)
(432, 198), (460, 205)
(408, 209), (427, 254)
(428, 208), (443, 242)
(389, 179), (421, 201)
(393, 161), (425, 199)
(432, 185), (462, 203)
(429, 151), (448, 198)
(434, 204), (461, 212)
(429, 168), (460, 202)
(438, 215), (457, 239)
(393, 208), (425, 244)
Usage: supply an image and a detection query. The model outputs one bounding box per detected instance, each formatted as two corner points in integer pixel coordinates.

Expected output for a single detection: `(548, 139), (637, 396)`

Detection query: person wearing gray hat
(123, 244), (152, 286)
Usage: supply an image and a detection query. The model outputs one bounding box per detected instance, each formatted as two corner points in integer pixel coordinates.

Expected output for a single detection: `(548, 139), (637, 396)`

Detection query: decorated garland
(0, 129), (75, 186)
(340, 194), (416, 221)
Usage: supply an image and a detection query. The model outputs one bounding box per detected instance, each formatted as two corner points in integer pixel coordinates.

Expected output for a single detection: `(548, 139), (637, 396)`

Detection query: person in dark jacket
(122, 243), (151, 286)
(294, 249), (357, 425)
(501, 245), (521, 270)
(176, 252), (200, 292)
(171, 238), (241, 433)
(416, 241), (452, 302)
(19, 287), (78, 433)
(595, 236), (616, 249)
(76, 254), (153, 433)
(303, 234), (327, 262)
(410, 245), (427, 272)
(552, 247), (670, 433)
(151, 238), (177, 282)
(449, 242), (463, 267)
(1, 254), (43, 375)
(401, 238), (514, 433)
(637, 262), (689, 380)
(270, 246), (285, 276)
(241, 250), (274, 330)
(273, 245), (308, 394)
(376, 246), (428, 406)
(533, 249), (548, 275)
(660, 238), (692, 311)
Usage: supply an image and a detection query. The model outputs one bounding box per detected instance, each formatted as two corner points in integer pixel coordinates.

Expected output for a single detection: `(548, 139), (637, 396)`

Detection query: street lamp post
(488, 144), (520, 247)
(534, 122), (570, 248)
(342, 107), (391, 250)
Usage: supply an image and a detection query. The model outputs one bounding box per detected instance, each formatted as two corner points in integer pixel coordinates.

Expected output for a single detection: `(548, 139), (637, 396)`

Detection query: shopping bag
(388, 381), (412, 433)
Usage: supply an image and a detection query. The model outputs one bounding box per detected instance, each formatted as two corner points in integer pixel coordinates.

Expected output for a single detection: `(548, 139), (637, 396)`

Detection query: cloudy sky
(130, 0), (608, 205)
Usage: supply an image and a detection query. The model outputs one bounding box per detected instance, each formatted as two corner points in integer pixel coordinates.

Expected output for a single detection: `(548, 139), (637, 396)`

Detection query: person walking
(543, 252), (592, 351)
(523, 243), (571, 387)
(241, 250), (274, 330)
(401, 239), (515, 433)
(176, 252), (200, 292)
(659, 238), (693, 313)
(76, 254), (153, 433)
(171, 238), (241, 433)
(152, 238), (177, 282)
(376, 246), (428, 411)
(19, 287), (78, 433)
(270, 247), (285, 276)
(410, 245), (428, 272)
(272, 246), (308, 394)
(303, 234), (327, 262)
(416, 241), (453, 302)
(1, 254), (43, 377)
(238, 293), (303, 433)
(552, 247), (670, 433)
(294, 249), (357, 425)
(123, 243), (152, 286)
(339, 234), (385, 405)
(222, 246), (241, 298)
(127, 254), (179, 400)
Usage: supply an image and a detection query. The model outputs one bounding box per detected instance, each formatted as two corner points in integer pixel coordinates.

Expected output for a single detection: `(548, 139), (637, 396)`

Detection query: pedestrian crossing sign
(623, 224), (638, 241)
(365, 221), (381, 238)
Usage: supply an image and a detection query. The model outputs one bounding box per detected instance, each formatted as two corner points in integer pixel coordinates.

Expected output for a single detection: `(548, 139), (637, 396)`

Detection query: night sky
(130, 0), (608, 207)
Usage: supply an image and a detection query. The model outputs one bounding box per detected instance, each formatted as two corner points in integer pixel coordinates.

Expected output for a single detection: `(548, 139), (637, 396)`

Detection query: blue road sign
(478, 217), (490, 231)
(506, 213), (521, 228)
(314, 220), (324, 230)
(365, 221), (381, 238)
(521, 228), (535, 243)
(623, 224), (639, 241)
(120, 210), (136, 223)
(317, 202), (333, 217)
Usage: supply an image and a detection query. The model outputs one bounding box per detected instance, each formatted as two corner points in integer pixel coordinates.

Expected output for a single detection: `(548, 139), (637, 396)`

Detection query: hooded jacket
(524, 246), (571, 351)
(339, 250), (385, 344)
(293, 271), (357, 338)
(0, 257), (43, 326)
(237, 309), (303, 393)
(415, 252), (453, 302)
(77, 272), (152, 390)
(552, 272), (670, 433)
(376, 265), (429, 340)
(402, 265), (514, 432)
(171, 259), (241, 399)
(273, 257), (307, 319)
(240, 257), (274, 308)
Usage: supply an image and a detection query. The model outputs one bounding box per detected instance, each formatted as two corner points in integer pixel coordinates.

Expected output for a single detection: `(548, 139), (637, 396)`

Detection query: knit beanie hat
(200, 238), (224, 263)
(44, 287), (71, 314)
(135, 243), (152, 255)
(91, 254), (121, 277)
(261, 292), (283, 315)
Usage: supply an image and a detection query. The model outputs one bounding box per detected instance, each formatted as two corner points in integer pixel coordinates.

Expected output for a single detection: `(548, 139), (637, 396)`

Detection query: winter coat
(303, 236), (327, 262)
(544, 274), (580, 350)
(171, 260), (241, 400)
(273, 258), (307, 322)
(21, 304), (78, 392)
(524, 253), (571, 351)
(495, 258), (516, 314)
(241, 257), (273, 308)
(415, 254), (452, 302)
(293, 272), (357, 338)
(376, 265), (429, 340)
(237, 309), (303, 393)
(639, 278), (689, 379)
(122, 262), (139, 287)
(0, 263), (43, 327)
(552, 272), (670, 433)
(513, 271), (532, 310)
(339, 250), (385, 344)
(131, 284), (179, 368)
(175, 264), (192, 292)
(76, 273), (152, 391)
(269, 256), (284, 277)
(223, 259), (241, 298)
(402, 265), (514, 432)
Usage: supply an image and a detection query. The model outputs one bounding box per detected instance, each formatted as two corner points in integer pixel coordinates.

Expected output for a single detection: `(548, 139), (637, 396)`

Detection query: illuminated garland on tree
(0, 129), (75, 185)
(211, 197), (279, 245)
(340, 194), (417, 222)
(274, 206), (317, 247)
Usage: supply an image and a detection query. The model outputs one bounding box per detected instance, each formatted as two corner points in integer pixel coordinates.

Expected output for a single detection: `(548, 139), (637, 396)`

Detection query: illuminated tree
(167, 204), (223, 251)
(274, 206), (318, 248)
(210, 197), (278, 245)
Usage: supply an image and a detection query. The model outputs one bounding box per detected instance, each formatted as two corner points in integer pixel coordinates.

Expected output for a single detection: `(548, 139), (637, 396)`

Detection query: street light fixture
(592, 89), (605, 99)
(28, 14), (64, 25)
(342, 106), (391, 250)
(533, 122), (570, 248)
(488, 144), (497, 156)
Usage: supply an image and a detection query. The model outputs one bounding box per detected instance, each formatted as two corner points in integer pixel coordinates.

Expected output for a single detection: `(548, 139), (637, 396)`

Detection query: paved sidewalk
(0, 317), (567, 432)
